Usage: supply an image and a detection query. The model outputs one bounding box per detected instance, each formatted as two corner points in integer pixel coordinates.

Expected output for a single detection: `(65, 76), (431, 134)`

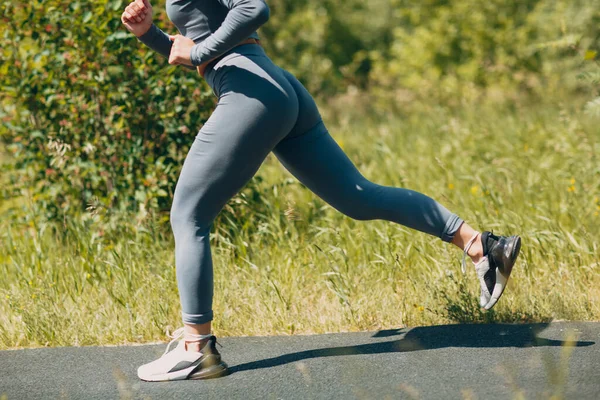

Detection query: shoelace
(162, 327), (213, 356)
(461, 231), (481, 274)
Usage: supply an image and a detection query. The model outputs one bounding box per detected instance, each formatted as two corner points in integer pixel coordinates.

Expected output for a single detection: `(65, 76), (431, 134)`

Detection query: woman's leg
(273, 70), (465, 245)
(272, 69), (521, 311)
(274, 126), (467, 242)
(170, 55), (299, 350)
(451, 223), (484, 262)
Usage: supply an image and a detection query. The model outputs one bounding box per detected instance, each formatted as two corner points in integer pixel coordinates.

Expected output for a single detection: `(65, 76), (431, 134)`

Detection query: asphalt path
(1, 322), (599, 399)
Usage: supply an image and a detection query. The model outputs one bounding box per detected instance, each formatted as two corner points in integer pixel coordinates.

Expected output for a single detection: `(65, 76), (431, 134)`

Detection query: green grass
(1, 100), (599, 349)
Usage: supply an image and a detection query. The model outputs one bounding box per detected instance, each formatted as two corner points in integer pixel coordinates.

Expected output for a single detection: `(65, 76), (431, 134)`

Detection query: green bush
(1, 0), (599, 225)
(369, 0), (599, 102)
(0, 0), (387, 225)
(259, 0), (391, 95)
(1, 0), (215, 220)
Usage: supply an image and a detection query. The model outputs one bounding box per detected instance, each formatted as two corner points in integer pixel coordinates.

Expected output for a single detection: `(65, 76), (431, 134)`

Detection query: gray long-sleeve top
(136, 0), (269, 69)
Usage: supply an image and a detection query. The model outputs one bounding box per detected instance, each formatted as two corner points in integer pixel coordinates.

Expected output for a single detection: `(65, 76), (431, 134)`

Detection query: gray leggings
(170, 44), (464, 324)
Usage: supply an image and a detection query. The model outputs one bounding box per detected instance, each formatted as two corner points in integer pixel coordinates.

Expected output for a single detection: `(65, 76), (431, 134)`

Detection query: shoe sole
(139, 356), (229, 382)
(188, 361), (229, 380)
(483, 235), (521, 310)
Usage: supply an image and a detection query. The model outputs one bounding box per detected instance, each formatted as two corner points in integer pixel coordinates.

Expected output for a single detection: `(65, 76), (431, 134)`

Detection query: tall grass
(1, 100), (599, 349)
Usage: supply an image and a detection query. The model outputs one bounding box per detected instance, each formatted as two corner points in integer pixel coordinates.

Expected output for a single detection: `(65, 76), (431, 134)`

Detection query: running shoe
(137, 327), (229, 381)
(462, 231), (522, 310)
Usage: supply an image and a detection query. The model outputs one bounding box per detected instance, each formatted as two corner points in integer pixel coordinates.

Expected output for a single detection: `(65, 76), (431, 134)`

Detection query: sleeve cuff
(137, 24), (160, 44)
(136, 24), (173, 60)
(190, 43), (208, 66)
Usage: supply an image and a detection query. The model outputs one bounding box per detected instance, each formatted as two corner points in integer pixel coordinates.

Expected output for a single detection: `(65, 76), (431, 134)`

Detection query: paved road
(1, 322), (599, 399)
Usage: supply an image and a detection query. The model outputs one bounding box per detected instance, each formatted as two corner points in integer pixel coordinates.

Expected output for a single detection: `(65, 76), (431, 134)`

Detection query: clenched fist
(121, 0), (153, 37)
(168, 34), (195, 67)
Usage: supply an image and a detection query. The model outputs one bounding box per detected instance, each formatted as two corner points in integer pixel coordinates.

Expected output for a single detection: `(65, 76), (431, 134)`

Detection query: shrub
(369, 0), (599, 103)
(1, 0), (598, 224)
(0, 0), (215, 220)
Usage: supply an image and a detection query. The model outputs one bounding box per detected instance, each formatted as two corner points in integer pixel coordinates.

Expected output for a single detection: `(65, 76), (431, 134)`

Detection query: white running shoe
(462, 231), (522, 310)
(137, 327), (228, 382)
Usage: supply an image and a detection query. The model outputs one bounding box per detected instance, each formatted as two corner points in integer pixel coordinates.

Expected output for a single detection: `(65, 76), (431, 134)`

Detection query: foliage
(1, 0), (599, 224)
(369, 0), (600, 102)
(0, 0), (215, 220)
(259, 0), (397, 94)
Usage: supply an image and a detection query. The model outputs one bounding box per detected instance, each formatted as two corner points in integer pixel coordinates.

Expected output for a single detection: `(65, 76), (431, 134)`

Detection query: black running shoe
(468, 231), (522, 310)
(137, 327), (229, 381)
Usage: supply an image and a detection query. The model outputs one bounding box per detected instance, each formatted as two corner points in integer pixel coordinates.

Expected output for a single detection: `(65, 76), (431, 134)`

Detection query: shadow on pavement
(228, 323), (594, 374)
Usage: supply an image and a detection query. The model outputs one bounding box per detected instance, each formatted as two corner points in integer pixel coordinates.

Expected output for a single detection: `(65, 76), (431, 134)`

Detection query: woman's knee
(331, 181), (381, 221)
(337, 203), (376, 221)
(169, 200), (191, 235)
(170, 193), (212, 237)
(340, 206), (373, 221)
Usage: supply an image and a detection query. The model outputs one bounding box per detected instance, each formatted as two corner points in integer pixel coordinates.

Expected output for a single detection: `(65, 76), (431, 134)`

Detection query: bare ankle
(183, 321), (212, 352)
(185, 339), (208, 353)
(468, 235), (484, 263)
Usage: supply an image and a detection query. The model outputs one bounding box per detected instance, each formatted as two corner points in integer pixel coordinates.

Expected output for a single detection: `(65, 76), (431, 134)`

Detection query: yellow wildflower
(585, 50), (598, 60)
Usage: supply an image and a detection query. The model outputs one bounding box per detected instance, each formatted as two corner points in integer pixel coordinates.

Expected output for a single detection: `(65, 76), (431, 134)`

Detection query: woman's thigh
(172, 94), (293, 228)
(272, 68), (366, 208)
(273, 124), (370, 217)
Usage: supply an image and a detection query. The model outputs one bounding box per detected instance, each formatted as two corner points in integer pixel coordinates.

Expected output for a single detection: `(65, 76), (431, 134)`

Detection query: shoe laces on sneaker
(461, 231), (481, 274)
(163, 327), (212, 356)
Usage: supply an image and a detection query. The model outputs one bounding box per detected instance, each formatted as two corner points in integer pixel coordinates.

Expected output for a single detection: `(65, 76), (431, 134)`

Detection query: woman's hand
(168, 35), (196, 67)
(121, 0), (153, 37)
